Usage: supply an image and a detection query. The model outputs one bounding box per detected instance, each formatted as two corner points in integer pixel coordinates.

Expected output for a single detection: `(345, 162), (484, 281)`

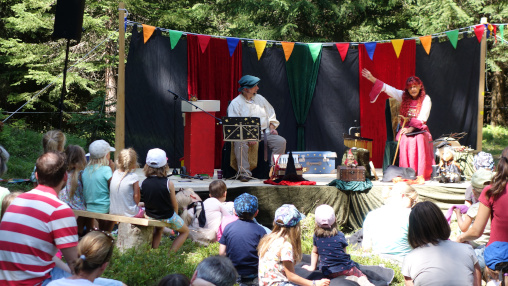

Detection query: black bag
(381, 165), (416, 182)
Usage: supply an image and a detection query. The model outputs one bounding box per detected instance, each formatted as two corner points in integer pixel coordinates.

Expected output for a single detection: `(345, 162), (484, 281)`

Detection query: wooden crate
(337, 166), (366, 181)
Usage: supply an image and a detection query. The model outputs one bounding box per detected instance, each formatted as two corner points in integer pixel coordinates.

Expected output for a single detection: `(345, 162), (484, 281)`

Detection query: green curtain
(285, 44), (322, 150)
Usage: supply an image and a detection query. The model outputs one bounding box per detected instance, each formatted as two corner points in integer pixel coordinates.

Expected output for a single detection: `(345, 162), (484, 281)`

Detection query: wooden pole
(115, 2), (126, 160)
(476, 23), (487, 152)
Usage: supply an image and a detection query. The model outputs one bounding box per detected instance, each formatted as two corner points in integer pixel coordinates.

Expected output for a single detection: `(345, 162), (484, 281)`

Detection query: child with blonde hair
(30, 130), (66, 185)
(141, 148), (189, 252)
(303, 205), (373, 286)
(109, 148), (144, 218)
(258, 204), (330, 286)
(83, 140), (116, 231)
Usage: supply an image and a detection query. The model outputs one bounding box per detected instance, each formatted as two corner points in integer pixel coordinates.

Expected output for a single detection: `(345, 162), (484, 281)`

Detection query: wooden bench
(73, 210), (167, 252)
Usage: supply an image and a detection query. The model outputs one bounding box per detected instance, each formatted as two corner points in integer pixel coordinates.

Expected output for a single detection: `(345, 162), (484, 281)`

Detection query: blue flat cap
(238, 75), (260, 92)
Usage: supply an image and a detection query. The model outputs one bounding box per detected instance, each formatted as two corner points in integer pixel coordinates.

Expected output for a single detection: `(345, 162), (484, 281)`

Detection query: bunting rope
(2, 31), (118, 123)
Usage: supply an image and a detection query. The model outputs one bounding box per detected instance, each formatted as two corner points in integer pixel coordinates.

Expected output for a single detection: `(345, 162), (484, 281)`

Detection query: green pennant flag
(499, 25), (505, 42)
(169, 30), (183, 50)
(307, 43), (322, 63)
(446, 30), (459, 49)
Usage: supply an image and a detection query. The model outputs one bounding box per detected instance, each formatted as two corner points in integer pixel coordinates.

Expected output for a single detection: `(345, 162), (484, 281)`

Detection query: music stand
(222, 117), (260, 181)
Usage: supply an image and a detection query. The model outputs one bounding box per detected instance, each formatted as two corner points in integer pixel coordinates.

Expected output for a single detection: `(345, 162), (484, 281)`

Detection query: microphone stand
(168, 89), (223, 175)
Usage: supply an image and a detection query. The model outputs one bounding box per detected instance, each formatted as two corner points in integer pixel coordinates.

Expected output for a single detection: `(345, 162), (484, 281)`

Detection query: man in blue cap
(228, 75), (286, 182)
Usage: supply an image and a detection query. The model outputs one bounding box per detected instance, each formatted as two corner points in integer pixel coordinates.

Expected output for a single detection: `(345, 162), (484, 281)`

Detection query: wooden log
(116, 223), (154, 252)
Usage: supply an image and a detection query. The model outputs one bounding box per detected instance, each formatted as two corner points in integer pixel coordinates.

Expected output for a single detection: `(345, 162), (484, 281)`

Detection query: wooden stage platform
(135, 168), (469, 230)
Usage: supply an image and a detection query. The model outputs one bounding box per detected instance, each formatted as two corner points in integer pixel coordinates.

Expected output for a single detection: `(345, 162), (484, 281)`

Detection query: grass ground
(0, 123), (506, 285)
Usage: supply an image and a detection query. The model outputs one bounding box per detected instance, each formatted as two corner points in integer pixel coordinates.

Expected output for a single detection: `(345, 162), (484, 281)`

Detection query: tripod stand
(222, 117), (260, 181)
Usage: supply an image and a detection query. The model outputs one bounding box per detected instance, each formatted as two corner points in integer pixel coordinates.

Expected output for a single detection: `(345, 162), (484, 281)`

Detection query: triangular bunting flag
(169, 30), (183, 49)
(197, 35), (211, 53)
(365, 42), (377, 60)
(142, 24), (156, 44)
(474, 25), (485, 43)
(419, 35), (432, 55)
(499, 25), (505, 42)
(254, 40), (267, 60)
(446, 30), (459, 49)
(226, 37), (240, 56)
(281, 42), (295, 61)
(484, 24), (491, 38)
(307, 43), (322, 63)
(335, 43), (349, 61)
(391, 39), (404, 58)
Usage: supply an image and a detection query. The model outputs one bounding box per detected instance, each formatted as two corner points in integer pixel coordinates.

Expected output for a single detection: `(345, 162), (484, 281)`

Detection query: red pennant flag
(474, 25), (485, 43)
(197, 35), (211, 53)
(142, 24), (156, 44)
(335, 43), (349, 61)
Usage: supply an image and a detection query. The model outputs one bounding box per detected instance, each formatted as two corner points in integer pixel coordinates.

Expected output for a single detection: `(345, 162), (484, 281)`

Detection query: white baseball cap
(146, 148), (167, 168)
(315, 204), (336, 228)
(88, 140), (115, 159)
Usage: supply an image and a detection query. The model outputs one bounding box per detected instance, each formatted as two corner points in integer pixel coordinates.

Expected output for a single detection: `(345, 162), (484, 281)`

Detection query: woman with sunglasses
(47, 230), (125, 286)
(362, 69), (435, 180)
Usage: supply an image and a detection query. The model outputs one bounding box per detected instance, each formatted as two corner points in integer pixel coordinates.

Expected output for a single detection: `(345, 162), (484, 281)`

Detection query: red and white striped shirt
(0, 185), (78, 286)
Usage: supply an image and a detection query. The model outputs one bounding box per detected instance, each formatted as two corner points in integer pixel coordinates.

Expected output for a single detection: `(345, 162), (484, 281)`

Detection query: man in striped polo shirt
(0, 152), (78, 286)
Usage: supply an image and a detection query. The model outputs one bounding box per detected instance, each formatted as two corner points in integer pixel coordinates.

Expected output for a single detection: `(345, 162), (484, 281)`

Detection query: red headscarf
(399, 76), (427, 123)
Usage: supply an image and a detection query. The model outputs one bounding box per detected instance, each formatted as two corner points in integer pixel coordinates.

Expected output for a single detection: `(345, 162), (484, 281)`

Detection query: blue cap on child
(234, 193), (258, 216)
(274, 204), (304, 227)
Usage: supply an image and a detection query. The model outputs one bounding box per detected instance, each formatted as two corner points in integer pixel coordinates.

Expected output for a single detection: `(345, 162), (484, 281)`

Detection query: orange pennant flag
(142, 24), (156, 44)
(254, 40), (267, 60)
(281, 42), (295, 61)
(419, 35), (432, 55)
(391, 39), (404, 58)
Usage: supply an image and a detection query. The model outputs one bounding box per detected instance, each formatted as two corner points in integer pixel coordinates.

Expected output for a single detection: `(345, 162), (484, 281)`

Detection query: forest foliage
(0, 0), (507, 139)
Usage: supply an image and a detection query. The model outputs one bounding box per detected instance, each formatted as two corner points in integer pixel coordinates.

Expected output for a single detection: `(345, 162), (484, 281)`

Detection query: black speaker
(52, 0), (86, 42)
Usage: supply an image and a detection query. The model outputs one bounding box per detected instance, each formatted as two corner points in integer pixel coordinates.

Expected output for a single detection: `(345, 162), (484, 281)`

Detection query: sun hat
(274, 204), (304, 227)
(234, 193), (258, 216)
(315, 204), (335, 228)
(88, 140), (115, 159)
(146, 148), (167, 168)
(238, 75), (260, 92)
(471, 168), (494, 190)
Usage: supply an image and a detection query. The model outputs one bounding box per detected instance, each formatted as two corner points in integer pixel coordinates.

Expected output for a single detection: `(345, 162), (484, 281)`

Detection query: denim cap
(274, 204), (304, 227)
(315, 204), (335, 228)
(238, 75), (260, 92)
(234, 193), (258, 216)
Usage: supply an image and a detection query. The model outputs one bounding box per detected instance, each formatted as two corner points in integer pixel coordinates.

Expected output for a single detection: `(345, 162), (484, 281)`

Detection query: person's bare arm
(456, 203), (491, 243)
(133, 181), (140, 205)
(404, 276), (414, 286)
(52, 256), (71, 273)
(60, 246), (78, 275)
(473, 262), (481, 286)
(302, 246), (319, 271)
(283, 260), (330, 286)
(218, 244), (227, 256)
(454, 208), (473, 232)
(361, 69), (377, 84)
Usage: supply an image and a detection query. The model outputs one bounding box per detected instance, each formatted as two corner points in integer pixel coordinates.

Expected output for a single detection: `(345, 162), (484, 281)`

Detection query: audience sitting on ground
(190, 256), (237, 286)
(58, 145), (88, 235)
(0, 191), (22, 220)
(30, 129), (67, 185)
(82, 140), (116, 232)
(141, 148), (189, 252)
(0, 152), (80, 285)
(258, 204), (330, 286)
(457, 147), (508, 285)
(47, 230), (126, 286)
(303, 204), (373, 286)
(109, 148), (144, 218)
(362, 182), (418, 264)
(176, 188), (216, 245)
(455, 168), (494, 272)
(403, 201), (481, 285)
(158, 274), (190, 286)
(219, 193), (266, 286)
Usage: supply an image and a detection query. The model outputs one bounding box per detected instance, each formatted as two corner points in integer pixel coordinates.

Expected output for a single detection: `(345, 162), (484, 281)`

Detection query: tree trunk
(490, 70), (507, 127)
(116, 223), (154, 252)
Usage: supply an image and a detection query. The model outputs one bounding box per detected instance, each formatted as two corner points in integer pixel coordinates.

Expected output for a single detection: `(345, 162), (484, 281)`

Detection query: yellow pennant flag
(391, 39), (404, 58)
(254, 40), (267, 60)
(281, 42), (295, 61)
(142, 24), (156, 44)
(419, 35), (432, 55)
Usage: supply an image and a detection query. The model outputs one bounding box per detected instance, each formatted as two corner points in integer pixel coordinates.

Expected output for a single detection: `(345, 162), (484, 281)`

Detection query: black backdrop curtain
(416, 36), (480, 149)
(125, 28), (186, 165)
